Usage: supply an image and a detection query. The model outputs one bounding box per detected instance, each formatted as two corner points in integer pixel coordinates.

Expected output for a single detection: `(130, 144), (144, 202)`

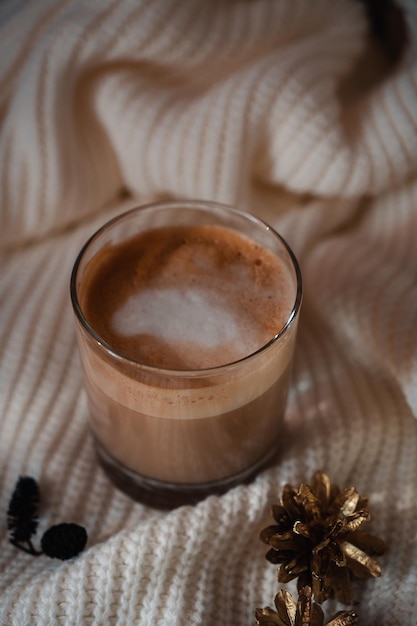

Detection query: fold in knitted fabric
(0, 1), (416, 625)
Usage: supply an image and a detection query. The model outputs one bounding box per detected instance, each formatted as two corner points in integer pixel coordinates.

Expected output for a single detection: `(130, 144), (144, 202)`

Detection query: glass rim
(70, 199), (303, 376)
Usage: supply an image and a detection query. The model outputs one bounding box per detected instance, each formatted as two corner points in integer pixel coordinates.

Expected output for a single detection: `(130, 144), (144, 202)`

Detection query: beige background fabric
(1, 1), (417, 624)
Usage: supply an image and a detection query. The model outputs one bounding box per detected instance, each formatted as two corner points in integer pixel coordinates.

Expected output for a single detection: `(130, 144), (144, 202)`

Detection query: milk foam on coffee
(81, 224), (294, 370)
(113, 287), (238, 348)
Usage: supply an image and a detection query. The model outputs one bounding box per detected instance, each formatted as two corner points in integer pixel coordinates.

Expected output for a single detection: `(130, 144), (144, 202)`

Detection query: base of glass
(95, 440), (279, 509)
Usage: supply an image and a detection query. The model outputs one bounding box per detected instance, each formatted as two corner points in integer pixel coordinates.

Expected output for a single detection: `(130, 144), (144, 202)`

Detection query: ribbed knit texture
(1, 1), (416, 624)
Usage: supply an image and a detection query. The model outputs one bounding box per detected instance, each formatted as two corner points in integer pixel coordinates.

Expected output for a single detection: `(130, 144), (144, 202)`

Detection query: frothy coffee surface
(81, 224), (294, 369)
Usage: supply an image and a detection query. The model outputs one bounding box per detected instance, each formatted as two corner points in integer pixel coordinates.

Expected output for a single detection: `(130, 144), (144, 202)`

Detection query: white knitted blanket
(1, 1), (416, 624)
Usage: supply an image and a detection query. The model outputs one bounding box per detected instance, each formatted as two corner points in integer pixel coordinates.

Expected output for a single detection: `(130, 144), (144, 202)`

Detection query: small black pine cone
(7, 476), (40, 544)
(41, 523), (88, 560)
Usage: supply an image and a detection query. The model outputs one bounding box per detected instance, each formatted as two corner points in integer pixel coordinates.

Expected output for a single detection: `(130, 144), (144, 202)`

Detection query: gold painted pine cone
(260, 471), (387, 604)
(255, 586), (359, 626)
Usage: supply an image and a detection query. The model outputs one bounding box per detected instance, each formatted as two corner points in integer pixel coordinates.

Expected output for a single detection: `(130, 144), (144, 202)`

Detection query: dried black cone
(41, 523), (88, 560)
(7, 476), (41, 554)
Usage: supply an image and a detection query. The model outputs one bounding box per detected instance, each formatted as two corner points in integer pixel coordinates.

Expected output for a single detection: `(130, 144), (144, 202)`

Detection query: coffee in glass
(70, 200), (302, 507)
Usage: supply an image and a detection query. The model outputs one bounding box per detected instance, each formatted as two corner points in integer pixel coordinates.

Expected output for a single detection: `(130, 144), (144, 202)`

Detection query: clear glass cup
(70, 200), (302, 508)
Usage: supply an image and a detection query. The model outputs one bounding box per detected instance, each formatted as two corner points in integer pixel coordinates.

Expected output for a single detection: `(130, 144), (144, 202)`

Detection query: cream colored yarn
(1, 1), (416, 624)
